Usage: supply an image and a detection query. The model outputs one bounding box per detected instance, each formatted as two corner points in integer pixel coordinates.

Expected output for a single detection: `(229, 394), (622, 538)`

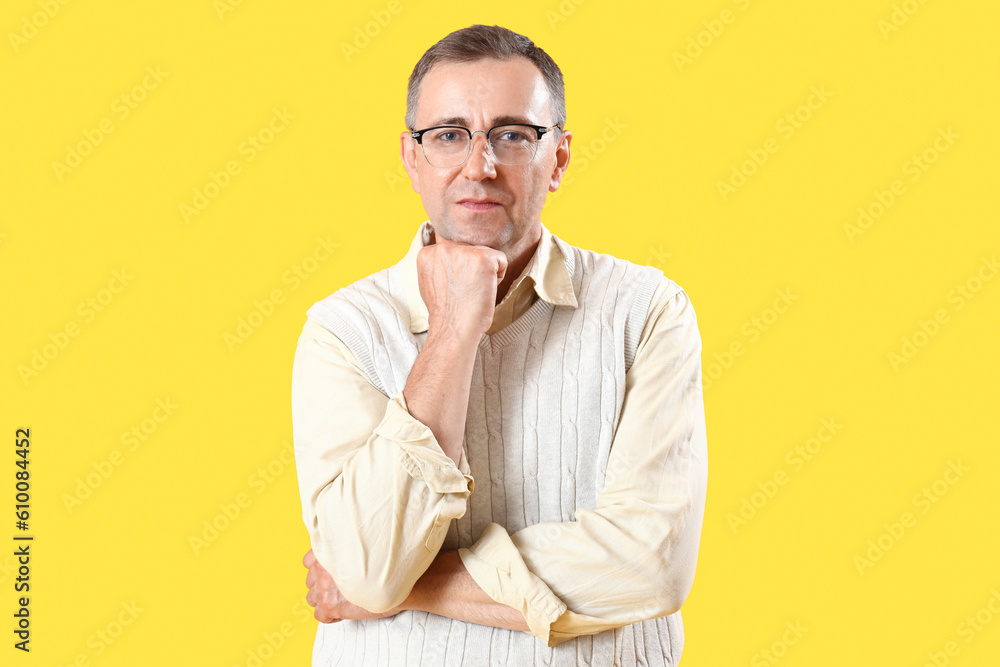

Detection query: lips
(458, 198), (502, 211)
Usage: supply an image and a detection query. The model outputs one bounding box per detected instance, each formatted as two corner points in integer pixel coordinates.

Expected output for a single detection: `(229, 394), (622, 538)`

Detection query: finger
(495, 255), (508, 283)
(306, 588), (316, 607)
(306, 567), (316, 588)
(315, 608), (341, 624)
(303, 549), (315, 568)
(314, 603), (341, 624)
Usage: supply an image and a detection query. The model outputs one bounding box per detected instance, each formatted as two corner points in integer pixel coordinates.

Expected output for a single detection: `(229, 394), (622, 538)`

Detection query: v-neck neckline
(478, 296), (554, 356)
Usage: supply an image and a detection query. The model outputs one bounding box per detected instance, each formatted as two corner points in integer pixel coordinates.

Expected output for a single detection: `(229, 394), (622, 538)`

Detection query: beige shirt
(291, 221), (707, 646)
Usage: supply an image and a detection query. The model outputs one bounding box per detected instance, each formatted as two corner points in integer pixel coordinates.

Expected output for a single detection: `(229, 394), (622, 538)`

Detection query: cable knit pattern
(305, 234), (683, 666)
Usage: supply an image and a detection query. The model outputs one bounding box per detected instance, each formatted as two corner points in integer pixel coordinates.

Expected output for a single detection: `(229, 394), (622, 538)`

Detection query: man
(292, 24), (708, 666)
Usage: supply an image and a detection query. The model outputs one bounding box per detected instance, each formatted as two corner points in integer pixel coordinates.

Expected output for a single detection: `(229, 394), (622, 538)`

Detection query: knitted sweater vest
(305, 234), (684, 666)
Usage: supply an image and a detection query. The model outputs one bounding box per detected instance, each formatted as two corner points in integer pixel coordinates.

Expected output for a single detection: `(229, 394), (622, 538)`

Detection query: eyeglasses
(410, 123), (562, 168)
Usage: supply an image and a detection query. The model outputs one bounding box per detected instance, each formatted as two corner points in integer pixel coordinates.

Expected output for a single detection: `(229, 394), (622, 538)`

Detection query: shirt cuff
(457, 523), (568, 646)
(374, 390), (475, 495)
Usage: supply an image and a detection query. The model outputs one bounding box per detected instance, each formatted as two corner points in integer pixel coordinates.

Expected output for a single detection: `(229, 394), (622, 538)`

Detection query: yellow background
(3, 0), (998, 665)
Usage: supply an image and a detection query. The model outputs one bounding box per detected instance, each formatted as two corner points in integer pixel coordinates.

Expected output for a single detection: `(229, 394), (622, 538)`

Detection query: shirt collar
(400, 220), (578, 334)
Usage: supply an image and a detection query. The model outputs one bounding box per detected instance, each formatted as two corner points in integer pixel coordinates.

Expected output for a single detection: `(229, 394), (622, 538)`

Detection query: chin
(437, 217), (511, 248)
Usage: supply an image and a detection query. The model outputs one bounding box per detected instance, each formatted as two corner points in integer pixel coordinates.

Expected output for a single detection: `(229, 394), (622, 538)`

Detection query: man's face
(400, 57), (571, 255)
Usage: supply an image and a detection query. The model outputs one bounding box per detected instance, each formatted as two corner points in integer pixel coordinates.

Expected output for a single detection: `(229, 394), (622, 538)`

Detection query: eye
(429, 128), (465, 143)
(498, 129), (527, 141)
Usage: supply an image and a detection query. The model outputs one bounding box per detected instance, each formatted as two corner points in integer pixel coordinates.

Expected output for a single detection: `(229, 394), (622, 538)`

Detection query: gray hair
(405, 24), (566, 131)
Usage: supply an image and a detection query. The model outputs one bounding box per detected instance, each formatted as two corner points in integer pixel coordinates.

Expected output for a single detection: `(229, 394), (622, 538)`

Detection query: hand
(302, 549), (402, 623)
(416, 233), (507, 337)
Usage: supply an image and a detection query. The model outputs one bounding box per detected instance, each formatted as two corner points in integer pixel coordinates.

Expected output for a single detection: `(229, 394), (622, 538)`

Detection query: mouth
(457, 198), (502, 211)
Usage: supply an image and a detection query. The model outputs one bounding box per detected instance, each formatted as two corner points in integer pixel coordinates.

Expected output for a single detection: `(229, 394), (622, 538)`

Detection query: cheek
(508, 168), (533, 193)
(419, 173), (449, 204)
(519, 169), (550, 205)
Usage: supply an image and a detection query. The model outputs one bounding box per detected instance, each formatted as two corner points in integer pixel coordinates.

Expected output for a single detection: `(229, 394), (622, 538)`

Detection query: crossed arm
(291, 274), (707, 645)
(303, 547), (528, 632)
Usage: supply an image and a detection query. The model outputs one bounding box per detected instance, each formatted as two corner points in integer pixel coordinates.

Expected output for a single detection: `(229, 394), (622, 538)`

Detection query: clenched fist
(303, 549), (402, 623)
(416, 230), (508, 338)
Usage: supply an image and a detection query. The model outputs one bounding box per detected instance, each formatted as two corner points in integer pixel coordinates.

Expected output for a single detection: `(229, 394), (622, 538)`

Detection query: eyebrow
(428, 114), (541, 128)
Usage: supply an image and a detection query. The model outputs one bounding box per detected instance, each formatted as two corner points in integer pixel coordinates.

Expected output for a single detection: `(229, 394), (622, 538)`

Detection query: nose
(460, 130), (497, 180)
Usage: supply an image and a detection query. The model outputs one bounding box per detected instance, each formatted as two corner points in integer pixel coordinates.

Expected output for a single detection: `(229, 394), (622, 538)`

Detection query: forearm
(399, 549), (530, 633)
(403, 329), (480, 467)
(292, 322), (473, 613)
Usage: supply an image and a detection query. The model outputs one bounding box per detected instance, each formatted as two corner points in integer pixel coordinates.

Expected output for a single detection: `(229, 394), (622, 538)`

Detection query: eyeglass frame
(409, 123), (563, 167)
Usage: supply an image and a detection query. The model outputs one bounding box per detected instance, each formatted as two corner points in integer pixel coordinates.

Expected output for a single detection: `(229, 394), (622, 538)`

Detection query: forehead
(416, 57), (552, 126)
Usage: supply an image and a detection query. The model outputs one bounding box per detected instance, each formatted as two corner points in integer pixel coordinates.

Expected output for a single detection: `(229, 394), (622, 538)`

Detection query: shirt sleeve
(457, 278), (708, 646)
(291, 316), (475, 613)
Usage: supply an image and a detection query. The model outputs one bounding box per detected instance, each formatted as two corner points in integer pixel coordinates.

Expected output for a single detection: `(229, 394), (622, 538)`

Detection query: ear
(548, 129), (572, 192)
(400, 132), (421, 194)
